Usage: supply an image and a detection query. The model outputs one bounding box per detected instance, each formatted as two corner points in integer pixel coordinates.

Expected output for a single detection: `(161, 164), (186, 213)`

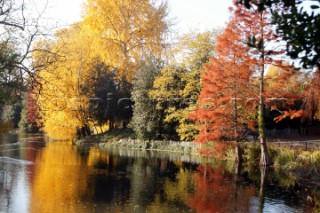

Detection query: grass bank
(75, 129), (320, 183)
(75, 128), (201, 154)
(239, 142), (320, 185)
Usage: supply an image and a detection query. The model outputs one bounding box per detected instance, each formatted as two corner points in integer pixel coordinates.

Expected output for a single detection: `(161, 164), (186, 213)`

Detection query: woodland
(0, 0), (320, 166)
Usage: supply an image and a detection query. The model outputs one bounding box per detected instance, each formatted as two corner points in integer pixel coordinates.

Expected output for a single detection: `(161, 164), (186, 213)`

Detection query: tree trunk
(259, 166), (269, 213)
(234, 93), (242, 163)
(235, 142), (243, 163)
(258, 65), (271, 166)
(233, 161), (241, 212)
(258, 12), (271, 166)
(109, 119), (114, 130)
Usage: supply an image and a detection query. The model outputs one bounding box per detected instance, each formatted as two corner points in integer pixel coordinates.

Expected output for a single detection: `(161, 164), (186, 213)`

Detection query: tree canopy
(83, 0), (169, 81)
(236, 0), (320, 69)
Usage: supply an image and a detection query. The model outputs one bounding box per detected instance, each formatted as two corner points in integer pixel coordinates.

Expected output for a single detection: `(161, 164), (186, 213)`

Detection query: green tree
(0, 43), (22, 104)
(130, 57), (163, 140)
(0, 43), (24, 127)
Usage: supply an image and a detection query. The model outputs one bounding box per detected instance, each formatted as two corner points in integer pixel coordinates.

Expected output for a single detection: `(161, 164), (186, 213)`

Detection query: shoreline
(75, 137), (201, 155)
(74, 133), (320, 186)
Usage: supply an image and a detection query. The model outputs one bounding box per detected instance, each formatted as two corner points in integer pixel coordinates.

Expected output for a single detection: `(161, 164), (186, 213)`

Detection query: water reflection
(0, 133), (43, 213)
(187, 165), (254, 212)
(29, 143), (90, 213)
(0, 159), (30, 213)
(0, 133), (318, 212)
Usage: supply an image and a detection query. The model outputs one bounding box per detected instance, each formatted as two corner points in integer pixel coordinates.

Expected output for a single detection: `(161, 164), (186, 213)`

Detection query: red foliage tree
(190, 15), (254, 145)
(27, 85), (41, 130)
(189, 13), (259, 162)
(192, 2), (293, 165)
(264, 65), (305, 125)
(233, 2), (288, 165)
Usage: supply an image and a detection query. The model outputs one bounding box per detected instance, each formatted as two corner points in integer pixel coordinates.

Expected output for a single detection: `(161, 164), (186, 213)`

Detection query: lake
(0, 132), (317, 212)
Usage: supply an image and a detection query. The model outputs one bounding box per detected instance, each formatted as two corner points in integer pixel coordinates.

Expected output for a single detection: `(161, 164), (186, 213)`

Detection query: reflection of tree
(164, 167), (194, 204)
(86, 150), (192, 212)
(83, 148), (131, 206)
(129, 158), (158, 212)
(29, 143), (89, 213)
(0, 161), (33, 212)
(233, 161), (242, 212)
(259, 166), (269, 213)
(0, 134), (41, 212)
(0, 134), (29, 212)
(188, 165), (255, 213)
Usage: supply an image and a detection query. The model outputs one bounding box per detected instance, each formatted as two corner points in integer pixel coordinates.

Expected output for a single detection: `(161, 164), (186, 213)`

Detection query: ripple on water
(0, 156), (33, 165)
(263, 197), (302, 213)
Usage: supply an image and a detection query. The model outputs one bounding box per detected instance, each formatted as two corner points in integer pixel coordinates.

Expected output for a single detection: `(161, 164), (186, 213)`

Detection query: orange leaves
(191, 14), (254, 143)
(274, 109), (308, 123)
(198, 142), (232, 159)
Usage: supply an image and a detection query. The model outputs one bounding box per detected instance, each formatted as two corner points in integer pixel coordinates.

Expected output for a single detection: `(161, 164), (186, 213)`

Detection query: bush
(274, 149), (297, 170)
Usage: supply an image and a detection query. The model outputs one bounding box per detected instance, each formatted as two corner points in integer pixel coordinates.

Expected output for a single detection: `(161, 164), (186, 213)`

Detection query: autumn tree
(271, 70), (320, 133)
(263, 65), (305, 130)
(190, 17), (254, 162)
(18, 85), (42, 133)
(176, 31), (219, 140)
(83, 0), (169, 81)
(130, 57), (163, 140)
(149, 31), (218, 141)
(304, 72), (320, 123)
(0, 0), (63, 130)
(34, 0), (171, 139)
(27, 87), (41, 130)
(149, 65), (186, 140)
(235, 2), (290, 165)
(34, 24), (97, 140)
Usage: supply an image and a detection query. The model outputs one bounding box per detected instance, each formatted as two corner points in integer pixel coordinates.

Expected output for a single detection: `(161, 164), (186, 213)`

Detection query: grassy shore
(240, 142), (320, 185)
(75, 129), (320, 184)
(75, 129), (201, 154)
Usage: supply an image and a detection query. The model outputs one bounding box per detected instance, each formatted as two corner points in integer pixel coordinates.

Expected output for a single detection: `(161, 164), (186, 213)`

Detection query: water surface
(0, 133), (317, 212)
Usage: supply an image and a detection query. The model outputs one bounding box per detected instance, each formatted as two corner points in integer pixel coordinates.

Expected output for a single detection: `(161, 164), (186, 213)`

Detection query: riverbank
(98, 139), (200, 154)
(75, 129), (320, 184)
(75, 129), (201, 154)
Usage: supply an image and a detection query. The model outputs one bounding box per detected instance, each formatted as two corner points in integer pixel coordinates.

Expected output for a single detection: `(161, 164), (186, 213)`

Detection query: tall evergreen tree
(130, 57), (163, 140)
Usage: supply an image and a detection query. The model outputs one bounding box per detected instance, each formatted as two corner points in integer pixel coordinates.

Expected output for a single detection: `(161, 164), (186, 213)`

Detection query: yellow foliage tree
(34, 24), (97, 140)
(83, 0), (169, 81)
(33, 0), (170, 139)
(149, 31), (218, 141)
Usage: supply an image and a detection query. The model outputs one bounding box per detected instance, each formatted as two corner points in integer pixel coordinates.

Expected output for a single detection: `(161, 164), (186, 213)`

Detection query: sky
(168, 0), (232, 32)
(36, 0), (232, 33)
